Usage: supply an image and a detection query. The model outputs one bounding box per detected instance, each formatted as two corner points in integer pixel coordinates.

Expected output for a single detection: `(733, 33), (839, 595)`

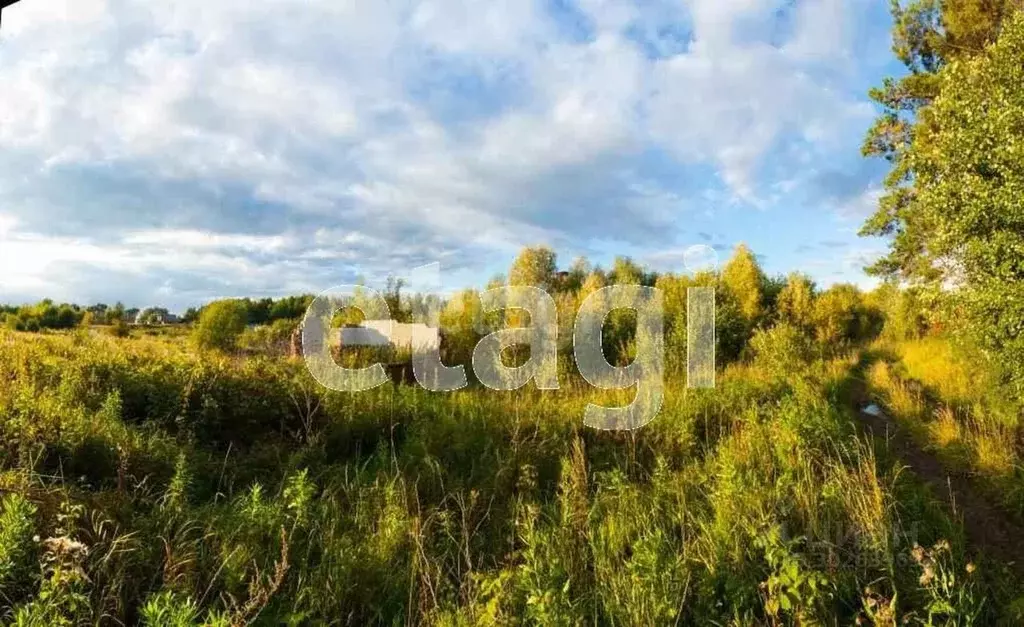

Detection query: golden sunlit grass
(868, 338), (1023, 516)
(897, 339), (975, 407)
(972, 428), (1018, 478)
(0, 329), (1018, 624)
(930, 406), (961, 448)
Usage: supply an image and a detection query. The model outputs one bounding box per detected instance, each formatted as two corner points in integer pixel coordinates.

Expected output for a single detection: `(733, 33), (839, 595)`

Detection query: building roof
(0, 1), (22, 31)
(1, 1), (22, 21)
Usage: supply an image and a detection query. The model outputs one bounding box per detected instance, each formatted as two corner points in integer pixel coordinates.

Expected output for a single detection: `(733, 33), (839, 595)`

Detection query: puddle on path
(862, 403), (884, 417)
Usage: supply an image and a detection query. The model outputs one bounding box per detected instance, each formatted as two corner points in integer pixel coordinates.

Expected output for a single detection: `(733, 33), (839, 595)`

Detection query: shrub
(750, 323), (814, 380)
(193, 300), (249, 352)
(776, 273), (816, 331)
(108, 319), (130, 338)
(0, 493), (37, 591)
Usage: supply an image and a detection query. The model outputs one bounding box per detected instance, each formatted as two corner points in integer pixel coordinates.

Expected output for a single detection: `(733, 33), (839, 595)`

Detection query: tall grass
(866, 338), (1024, 518)
(0, 330), (1019, 624)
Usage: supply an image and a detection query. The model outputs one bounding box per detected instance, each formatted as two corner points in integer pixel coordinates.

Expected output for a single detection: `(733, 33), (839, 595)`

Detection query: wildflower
(966, 562), (976, 574)
(44, 536), (89, 558)
(933, 539), (950, 552)
(911, 544), (925, 563)
(919, 563), (935, 586)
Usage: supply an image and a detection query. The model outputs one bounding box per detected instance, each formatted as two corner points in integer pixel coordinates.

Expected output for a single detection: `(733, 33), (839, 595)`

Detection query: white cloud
(122, 229), (293, 251)
(0, 0), (894, 305)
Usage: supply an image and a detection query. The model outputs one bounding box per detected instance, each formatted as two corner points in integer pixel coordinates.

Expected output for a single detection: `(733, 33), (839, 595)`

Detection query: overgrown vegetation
(3, 3), (1024, 622)
(1, 242), (1021, 625)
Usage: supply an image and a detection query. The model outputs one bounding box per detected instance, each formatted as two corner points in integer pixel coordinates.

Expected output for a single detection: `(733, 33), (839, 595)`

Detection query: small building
(334, 320), (440, 352)
(1, 1), (24, 30)
(134, 307), (179, 325)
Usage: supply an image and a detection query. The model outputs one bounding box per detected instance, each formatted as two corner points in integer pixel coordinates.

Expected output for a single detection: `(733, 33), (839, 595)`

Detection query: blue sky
(0, 0), (902, 310)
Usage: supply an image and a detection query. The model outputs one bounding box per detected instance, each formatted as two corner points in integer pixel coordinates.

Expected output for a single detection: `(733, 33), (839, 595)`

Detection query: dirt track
(848, 364), (1024, 577)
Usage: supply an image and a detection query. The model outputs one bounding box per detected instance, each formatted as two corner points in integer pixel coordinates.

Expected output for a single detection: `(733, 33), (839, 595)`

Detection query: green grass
(0, 330), (1019, 625)
(866, 338), (1024, 518)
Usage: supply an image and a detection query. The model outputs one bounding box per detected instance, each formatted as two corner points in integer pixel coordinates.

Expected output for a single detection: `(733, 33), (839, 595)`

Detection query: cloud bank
(0, 0), (893, 308)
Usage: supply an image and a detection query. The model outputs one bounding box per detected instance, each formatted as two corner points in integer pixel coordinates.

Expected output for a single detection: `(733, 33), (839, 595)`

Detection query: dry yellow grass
(929, 406), (961, 447)
(897, 339), (975, 407)
(971, 428), (1017, 477)
(872, 339), (1023, 518)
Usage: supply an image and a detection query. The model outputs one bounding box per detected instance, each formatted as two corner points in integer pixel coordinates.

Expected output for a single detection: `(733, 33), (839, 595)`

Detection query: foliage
(508, 246), (558, 289)
(755, 528), (834, 623)
(1, 244), (1021, 623)
(750, 323), (814, 381)
(107, 318), (131, 338)
(861, 0), (1011, 164)
(192, 299), (249, 352)
(812, 284), (880, 346)
(864, 4), (1024, 393)
(720, 243), (766, 326)
(136, 307), (173, 325)
(1, 300), (84, 332)
(240, 318), (299, 355)
(776, 272), (816, 332)
(0, 494), (37, 594)
(868, 283), (930, 341)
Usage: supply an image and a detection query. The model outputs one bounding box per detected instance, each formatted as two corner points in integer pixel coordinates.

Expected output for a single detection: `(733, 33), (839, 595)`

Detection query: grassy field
(0, 327), (1021, 626)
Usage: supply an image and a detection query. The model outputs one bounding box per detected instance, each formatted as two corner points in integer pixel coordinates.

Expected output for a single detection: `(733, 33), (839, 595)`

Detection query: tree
(869, 12), (1024, 389)
(654, 272), (695, 373)
(862, 1), (1018, 270)
(564, 257), (591, 293)
(87, 304), (109, 325)
(192, 299), (249, 352)
(247, 298), (274, 325)
(610, 256), (644, 285)
(813, 284), (868, 346)
(54, 304), (81, 329)
(109, 302), (126, 323)
(509, 246), (557, 289)
(776, 273), (816, 332)
(136, 307), (170, 325)
(579, 269), (607, 299)
(720, 244), (766, 326)
(862, 0), (1012, 167)
(868, 282), (929, 340)
(269, 295), (313, 322)
(439, 289), (484, 367)
(383, 277), (411, 323)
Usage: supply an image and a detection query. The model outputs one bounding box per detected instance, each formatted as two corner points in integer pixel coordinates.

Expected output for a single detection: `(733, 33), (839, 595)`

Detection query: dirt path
(846, 357), (1024, 576)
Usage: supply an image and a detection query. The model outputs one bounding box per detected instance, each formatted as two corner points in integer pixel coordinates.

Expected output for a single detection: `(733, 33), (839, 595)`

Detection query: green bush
(0, 494), (37, 593)
(751, 323), (814, 380)
(192, 300), (248, 352)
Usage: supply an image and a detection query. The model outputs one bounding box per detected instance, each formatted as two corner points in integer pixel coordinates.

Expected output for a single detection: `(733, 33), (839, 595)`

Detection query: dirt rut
(853, 396), (1024, 577)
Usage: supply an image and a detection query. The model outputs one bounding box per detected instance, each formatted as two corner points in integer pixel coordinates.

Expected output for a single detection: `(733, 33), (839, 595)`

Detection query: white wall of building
(335, 321), (439, 351)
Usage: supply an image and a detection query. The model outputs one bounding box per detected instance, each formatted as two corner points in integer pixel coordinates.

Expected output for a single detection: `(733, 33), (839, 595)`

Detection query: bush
(108, 318), (131, 338)
(193, 300), (249, 352)
(751, 323), (814, 380)
(812, 284), (879, 346)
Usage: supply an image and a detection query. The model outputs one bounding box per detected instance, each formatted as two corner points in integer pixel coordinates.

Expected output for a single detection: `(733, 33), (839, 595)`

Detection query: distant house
(1, 1), (23, 30)
(333, 320), (440, 352)
(134, 307), (179, 325)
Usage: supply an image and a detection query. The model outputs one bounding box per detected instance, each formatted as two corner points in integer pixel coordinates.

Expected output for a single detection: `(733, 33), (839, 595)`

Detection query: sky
(0, 0), (904, 311)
